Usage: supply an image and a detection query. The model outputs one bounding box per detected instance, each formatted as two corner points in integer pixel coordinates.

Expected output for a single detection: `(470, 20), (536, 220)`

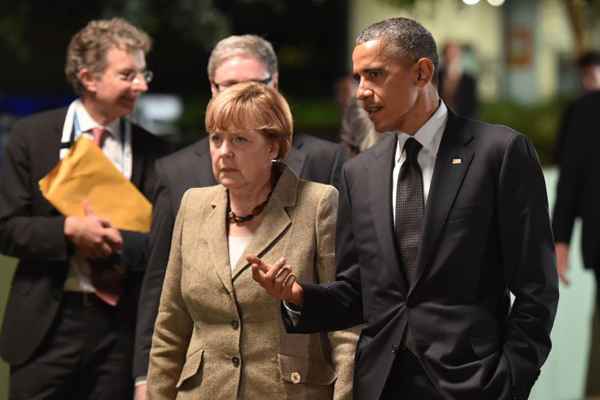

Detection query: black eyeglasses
(212, 75), (273, 92)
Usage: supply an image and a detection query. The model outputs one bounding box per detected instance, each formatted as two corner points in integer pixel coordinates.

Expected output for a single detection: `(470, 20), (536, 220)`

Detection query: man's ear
(78, 68), (97, 93)
(269, 140), (280, 160)
(415, 58), (434, 87)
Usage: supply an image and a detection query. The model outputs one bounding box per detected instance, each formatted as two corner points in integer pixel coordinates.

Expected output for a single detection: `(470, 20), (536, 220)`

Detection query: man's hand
(249, 255), (304, 306)
(555, 242), (570, 286)
(64, 201), (123, 258)
(133, 383), (146, 400)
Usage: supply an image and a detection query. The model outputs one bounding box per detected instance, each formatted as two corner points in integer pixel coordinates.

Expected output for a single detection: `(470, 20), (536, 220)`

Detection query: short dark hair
(577, 51), (600, 69)
(356, 17), (439, 76)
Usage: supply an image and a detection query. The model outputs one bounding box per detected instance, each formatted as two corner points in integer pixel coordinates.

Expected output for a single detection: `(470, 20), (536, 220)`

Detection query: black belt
(62, 291), (105, 308)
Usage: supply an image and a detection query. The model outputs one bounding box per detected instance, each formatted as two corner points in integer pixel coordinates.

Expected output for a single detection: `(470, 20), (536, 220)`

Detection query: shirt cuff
(135, 376), (147, 386)
(283, 301), (302, 326)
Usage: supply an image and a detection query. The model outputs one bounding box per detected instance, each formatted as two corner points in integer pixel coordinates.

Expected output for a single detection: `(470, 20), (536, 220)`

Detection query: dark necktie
(395, 137), (424, 286)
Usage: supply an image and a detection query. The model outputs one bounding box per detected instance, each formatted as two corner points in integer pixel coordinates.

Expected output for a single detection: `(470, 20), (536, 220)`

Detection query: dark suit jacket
(133, 133), (347, 377)
(285, 112), (558, 400)
(553, 90), (600, 273)
(0, 107), (167, 366)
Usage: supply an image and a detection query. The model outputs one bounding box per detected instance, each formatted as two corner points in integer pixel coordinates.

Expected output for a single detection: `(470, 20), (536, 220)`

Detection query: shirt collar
(395, 101), (448, 162)
(74, 99), (121, 139)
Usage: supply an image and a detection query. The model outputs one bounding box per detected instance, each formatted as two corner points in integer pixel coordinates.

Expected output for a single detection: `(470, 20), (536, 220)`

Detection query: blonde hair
(205, 82), (293, 159)
(65, 18), (152, 94)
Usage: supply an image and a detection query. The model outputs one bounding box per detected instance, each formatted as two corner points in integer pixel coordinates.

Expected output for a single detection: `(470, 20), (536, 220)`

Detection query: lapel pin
(451, 158), (462, 165)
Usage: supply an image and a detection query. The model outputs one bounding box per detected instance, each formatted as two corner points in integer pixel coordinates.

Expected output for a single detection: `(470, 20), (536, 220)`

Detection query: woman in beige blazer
(147, 82), (357, 399)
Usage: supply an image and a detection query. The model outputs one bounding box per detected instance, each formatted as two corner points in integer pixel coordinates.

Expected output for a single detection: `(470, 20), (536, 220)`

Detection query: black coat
(553, 90), (600, 273)
(285, 112), (558, 400)
(0, 107), (167, 366)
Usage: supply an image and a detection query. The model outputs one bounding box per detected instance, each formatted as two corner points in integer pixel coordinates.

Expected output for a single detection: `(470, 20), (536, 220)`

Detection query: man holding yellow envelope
(0, 18), (167, 400)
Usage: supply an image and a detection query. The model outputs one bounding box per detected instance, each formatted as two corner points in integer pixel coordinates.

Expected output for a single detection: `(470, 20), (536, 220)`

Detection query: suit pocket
(176, 349), (204, 389)
(447, 206), (482, 224)
(278, 353), (337, 385)
(469, 334), (499, 359)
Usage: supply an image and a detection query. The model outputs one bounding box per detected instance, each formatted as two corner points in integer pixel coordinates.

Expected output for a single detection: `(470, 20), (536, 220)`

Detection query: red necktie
(91, 127), (107, 148)
(89, 126), (122, 305)
(90, 260), (125, 306)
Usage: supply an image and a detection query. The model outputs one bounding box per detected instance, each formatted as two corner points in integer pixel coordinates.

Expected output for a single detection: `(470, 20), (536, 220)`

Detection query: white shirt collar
(395, 101), (448, 162)
(74, 99), (121, 139)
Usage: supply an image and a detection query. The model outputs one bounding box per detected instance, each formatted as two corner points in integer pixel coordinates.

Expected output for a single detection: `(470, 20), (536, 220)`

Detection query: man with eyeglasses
(132, 34), (349, 399)
(0, 18), (167, 399)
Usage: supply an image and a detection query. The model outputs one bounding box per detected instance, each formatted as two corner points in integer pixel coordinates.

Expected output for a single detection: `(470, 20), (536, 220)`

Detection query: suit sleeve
(498, 135), (559, 399)
(314, 187), (358, 400)
(146, 190), (193, 400)
(284, 165), (364, 333)
(0, 120), (68, 260)
(134, 168), (176, 378)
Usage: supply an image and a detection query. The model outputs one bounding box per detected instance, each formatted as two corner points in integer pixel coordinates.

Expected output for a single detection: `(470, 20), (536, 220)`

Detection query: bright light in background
(462, 0), (480, 5)
(487, 0), (506, 6)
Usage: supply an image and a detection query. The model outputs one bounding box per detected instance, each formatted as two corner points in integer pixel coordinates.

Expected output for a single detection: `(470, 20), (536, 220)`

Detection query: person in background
(133, 34), (349, 399)
(0, 18), (167, 399)
(147, 82), (356, 399)
(253, 17), (558, 400)
(552, 51), (600, 400)
(553, 50), (600, 165)
(438, 40), (478, 119)
(339, 95), (381, 157)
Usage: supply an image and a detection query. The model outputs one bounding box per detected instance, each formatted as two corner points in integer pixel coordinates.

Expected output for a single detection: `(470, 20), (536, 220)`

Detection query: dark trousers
(10, 292), (134, 400)
(380, 348), (444, 400)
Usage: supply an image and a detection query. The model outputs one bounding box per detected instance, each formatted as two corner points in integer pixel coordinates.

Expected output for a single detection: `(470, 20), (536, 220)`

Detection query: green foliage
(175, 96), (341, 146)
(479, 97), (573, 166)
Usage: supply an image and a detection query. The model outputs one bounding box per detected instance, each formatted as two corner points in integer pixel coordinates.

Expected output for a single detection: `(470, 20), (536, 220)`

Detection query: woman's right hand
(249, 255), (304, 306)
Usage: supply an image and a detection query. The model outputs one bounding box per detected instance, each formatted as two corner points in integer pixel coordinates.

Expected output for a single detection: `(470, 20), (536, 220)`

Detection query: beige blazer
(147, 166), (357, 400)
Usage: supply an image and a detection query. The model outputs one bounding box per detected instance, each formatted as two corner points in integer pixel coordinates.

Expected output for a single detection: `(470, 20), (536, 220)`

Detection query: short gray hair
(207, 35), (278, 80)
(356, 17), (438, 75)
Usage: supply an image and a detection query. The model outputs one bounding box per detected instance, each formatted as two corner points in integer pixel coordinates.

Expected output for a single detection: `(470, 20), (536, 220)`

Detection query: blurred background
(1, 0), (600, 399)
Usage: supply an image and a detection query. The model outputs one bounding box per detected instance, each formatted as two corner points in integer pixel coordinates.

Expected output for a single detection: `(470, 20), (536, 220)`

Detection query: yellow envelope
(39, 136), (151, 232)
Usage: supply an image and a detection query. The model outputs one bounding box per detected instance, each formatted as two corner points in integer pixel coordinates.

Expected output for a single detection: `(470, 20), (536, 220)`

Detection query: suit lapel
(283, 146), (306, 178)
(130, 125), (145, 188)
(231, 167), (295, 280)
(368, 135), (408, 293)
(413, 113), (474, 287)
(203, 188), (235, 294)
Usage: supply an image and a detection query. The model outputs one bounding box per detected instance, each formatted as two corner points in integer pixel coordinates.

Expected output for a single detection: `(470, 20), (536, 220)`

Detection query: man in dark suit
(0, 18), (167, 399)
(253, 17), (558, 400)
(552, 89), (600, 397)
(133, 34), (347, 398)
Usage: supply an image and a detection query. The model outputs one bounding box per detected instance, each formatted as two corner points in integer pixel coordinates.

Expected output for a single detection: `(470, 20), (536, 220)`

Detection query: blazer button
(392, 345), (399, 354)
(231, 320), (239, 330)
(290, 371), (302, 384)
(232, 356), (240, 367)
